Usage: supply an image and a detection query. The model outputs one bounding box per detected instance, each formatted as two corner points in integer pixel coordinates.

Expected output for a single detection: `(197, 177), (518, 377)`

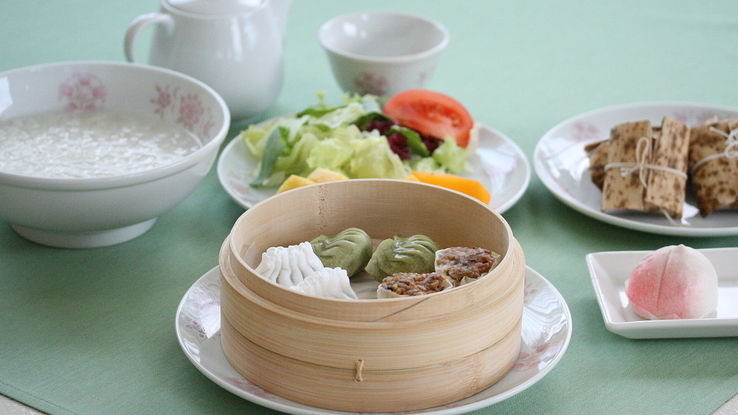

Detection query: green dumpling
(310, 228), (373, 277)
(365, 234), (439, 282)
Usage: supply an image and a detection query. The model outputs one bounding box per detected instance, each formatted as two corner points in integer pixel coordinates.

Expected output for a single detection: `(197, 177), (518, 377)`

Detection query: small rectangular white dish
(586, 247), (738, 339)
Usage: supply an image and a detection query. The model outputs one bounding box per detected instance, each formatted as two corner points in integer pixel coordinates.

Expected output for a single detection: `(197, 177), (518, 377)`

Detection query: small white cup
(319, 11), (449, 97)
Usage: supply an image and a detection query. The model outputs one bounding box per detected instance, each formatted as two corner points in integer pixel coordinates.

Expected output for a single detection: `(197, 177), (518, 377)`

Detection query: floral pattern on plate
(175, 266), (571, 415)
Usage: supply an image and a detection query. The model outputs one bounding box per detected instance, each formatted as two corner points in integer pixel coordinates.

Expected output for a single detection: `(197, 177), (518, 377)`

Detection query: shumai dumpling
(254, 242), (325, 287)
(377, 272), (452, 298)
(290, 267), (358, 300)
(435, 247), (501, 286)
(626, 245), (718, 320)
(365, 234), (438, 282)
(310, 228), (373, 277)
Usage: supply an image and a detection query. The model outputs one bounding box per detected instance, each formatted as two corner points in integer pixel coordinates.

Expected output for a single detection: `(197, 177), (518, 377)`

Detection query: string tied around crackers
(690, 127), (738, 174)
(604, 136), (687, 225)
(605, 136), (688, 188)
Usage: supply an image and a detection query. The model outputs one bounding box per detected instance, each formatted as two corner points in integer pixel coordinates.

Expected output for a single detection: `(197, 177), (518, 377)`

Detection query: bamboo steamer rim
(221, 249), (524, 333)
(220, 236), (525, 329)
(224, 179), (519, 317)
(231, 241), (519, 304)
(223, 237), (523, 323)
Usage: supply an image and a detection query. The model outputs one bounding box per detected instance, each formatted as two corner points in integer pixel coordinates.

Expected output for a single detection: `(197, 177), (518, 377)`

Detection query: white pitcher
(125, 0), (292, 122)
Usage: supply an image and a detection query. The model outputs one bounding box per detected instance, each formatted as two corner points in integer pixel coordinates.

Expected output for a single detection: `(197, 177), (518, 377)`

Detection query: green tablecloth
(1, 0), (737, 414)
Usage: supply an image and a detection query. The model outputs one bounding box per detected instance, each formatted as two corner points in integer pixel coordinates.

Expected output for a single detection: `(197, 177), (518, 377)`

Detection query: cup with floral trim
(319, 11), (449, 98)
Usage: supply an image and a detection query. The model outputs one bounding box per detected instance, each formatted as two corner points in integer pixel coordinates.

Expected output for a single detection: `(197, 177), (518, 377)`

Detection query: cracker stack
(597, 117), (690, 218)
(644, 118), (691, 217)
(688, 119), (738, 217)
(585, 139), (608, 190)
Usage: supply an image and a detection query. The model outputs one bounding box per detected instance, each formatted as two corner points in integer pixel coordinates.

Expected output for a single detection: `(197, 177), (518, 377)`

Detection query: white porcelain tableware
(0, 61), (230, 248)
(217, 122), (530, 213)
(534, 102), (738, 237)
(319, 11), (448, 97)
(124, 0), (292, 122)
(587, 247), (738, 339)
(176, 265), (572, 415)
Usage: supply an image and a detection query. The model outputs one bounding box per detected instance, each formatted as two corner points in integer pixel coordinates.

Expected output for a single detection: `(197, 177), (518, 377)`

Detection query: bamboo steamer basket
(219, 179), (525, 412)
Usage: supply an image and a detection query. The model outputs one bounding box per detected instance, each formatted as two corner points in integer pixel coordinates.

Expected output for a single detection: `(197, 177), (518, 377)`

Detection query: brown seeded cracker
(688, 120), (738, 217)
(586, 140), (609, 190)
(601, 120), (652, 212)
(644, 117), (690, 218)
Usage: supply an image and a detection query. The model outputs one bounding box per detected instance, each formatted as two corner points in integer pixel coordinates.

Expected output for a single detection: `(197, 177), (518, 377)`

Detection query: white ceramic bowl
(0, 61), (230, 248)
(319, 11), (448, 97)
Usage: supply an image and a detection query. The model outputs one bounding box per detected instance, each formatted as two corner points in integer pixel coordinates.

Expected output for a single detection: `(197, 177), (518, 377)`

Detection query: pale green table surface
(2, 1), (738, 414)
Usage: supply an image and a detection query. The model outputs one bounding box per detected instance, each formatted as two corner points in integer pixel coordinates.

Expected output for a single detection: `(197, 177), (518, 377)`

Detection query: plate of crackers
(534, 102), (738, 237)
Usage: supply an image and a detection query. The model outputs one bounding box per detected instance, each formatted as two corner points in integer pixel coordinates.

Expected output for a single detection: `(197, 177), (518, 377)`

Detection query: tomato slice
(382, 89), (474, 148)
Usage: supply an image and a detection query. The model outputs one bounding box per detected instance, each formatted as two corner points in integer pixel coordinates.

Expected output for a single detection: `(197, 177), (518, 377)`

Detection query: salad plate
(217, 123), (530, 213)
(587, 247), (738, 339)
(534, 102), (738, 237)
(175, 266), (571, 415)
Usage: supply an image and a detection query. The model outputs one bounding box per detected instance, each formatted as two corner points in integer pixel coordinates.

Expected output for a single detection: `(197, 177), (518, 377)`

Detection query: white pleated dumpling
(254, 246), (280, 280)
(254, 242), (325, 287)
(290, 267), (358, 300)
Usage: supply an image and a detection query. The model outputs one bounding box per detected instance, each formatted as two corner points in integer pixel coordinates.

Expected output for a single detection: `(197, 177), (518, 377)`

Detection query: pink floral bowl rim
(0, 61), (230, 190)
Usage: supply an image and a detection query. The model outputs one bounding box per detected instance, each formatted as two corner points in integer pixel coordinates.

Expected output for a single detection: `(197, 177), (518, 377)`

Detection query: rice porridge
(0, 110), (201, 178)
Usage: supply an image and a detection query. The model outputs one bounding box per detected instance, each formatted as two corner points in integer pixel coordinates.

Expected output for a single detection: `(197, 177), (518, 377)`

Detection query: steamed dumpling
(310, 228), (373, 277)
(626, 244), (718, 320)
(289, 267), (358, 300)
(435, 247), (501, 286)
(365, 234), (438, 282)
(254, 242), (325, 287)
(377, 272), (452, 298)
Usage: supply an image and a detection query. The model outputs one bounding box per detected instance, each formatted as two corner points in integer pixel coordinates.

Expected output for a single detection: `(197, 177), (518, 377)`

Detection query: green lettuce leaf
(348, 134), (410, 179)
(431, 138), (470, 174)
(250, 126), (287, 188)
(240, 93), (470, 188)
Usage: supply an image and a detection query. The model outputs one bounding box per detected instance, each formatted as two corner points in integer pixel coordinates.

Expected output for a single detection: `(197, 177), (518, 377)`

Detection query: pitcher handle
(124, 13), (174, 63)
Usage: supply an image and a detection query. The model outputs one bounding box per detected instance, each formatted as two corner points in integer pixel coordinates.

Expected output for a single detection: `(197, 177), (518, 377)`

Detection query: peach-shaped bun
(625, 245), (718, 320)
